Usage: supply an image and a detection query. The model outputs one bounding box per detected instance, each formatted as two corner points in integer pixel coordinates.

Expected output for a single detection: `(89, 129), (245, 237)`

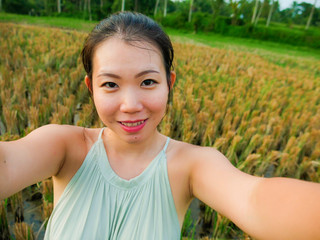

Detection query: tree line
(1, 0), (319, 28)
(1, 0), (320, 48)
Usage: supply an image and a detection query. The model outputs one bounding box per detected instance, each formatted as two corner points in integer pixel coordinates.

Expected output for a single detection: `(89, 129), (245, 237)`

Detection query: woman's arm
(189, 147), (320, 239)
(249, 177), (320, 239)
(0, 124), (68, 200)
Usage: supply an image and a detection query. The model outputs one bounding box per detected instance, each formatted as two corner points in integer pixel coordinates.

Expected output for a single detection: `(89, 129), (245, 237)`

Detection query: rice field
(0, 22), (319, 239)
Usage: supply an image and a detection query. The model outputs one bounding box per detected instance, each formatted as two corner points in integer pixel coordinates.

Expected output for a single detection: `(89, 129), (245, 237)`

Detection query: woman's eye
(141, 79), (157, 87)
(104, 82), (118, 88)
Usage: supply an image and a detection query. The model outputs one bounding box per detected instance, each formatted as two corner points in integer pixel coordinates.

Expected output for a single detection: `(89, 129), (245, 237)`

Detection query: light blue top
(44, 128), (180, 240)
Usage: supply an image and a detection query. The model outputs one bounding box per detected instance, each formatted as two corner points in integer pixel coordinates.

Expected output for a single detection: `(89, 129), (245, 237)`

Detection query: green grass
(1, 12), (319, 70)
(166, 28), (320, 60)
(0, 12), (97, 32)
(166, 28), (320, 75)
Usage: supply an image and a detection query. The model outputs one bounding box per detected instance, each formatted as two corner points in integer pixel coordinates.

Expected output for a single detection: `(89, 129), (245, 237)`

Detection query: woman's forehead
(92, 37), (165, 73)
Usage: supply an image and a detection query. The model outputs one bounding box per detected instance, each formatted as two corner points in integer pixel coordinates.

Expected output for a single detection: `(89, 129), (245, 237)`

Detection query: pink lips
(119, 119), (147, 133)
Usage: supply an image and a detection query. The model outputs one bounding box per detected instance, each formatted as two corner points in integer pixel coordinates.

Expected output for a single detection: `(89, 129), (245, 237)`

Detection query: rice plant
(0, 22), (319, 239)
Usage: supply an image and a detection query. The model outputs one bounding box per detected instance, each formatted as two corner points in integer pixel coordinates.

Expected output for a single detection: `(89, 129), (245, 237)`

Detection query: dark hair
(81, 11), (174, 91)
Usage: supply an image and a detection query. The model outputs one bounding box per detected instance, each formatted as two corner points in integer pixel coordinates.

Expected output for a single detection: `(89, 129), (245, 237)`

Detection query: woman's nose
(119, 89), (143, 113)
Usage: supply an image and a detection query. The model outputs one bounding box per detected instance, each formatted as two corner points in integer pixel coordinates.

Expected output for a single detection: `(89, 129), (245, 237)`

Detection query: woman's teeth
(121, 120), (145, 127)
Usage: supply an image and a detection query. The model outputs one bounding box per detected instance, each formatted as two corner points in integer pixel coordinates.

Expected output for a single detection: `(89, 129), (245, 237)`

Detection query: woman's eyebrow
(135, 70), (160, 78)
(97, 70), (160, 79)
(96, 72), (120, 79)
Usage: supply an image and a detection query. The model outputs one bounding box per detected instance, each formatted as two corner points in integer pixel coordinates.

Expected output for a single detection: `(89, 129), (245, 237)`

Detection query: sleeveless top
(44, 128), (180, 240)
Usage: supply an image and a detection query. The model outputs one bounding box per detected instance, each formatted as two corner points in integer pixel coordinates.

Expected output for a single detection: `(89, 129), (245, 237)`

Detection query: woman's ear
(85, 75), (93, 94)
(170, 71), (176, 90)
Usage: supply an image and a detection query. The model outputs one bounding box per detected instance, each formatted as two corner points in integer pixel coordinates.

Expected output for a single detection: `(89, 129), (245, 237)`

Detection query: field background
(0, 14), (320, 240)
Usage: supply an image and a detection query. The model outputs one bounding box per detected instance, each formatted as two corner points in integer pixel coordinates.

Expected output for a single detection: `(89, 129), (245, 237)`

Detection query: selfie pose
(0, 12), (320, 240)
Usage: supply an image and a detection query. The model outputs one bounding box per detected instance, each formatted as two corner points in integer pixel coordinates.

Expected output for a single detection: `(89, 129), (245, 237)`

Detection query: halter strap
(98, 127), (105, 140)
(163, 137), (170, 152)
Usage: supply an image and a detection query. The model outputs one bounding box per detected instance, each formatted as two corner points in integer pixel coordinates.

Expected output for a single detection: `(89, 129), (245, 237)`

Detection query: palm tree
(154, 0), (160, 16)
(135, 0), (138, 12)
(230, 0), (240, 25)
(121, 0), (125, 11)
(188, 0), (194, 22)
(164, 0), (168, 17)
(254, 0), (263, 25)
(57, 0), (61, 13)
(306, 0), (317, 30)
(266, 0), (274, 27)
(88, 0), (92, 20)
(251, 0), (259, 23)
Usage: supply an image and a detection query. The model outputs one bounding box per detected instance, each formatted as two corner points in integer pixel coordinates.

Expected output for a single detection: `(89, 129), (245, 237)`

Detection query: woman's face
(86, 37), (175, 143)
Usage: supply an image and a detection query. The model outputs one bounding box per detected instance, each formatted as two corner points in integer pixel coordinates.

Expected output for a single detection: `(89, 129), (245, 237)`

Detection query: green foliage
(192, 12), (214, 33)
(161, 12), (192, 31)
(2, 0), (33, 15)
(181, 209), (196, 239)
(0, 200), (11, 240)
(162, 12), (320, 49)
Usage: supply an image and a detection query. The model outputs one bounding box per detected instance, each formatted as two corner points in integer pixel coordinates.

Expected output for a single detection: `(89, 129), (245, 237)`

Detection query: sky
(279, 0), (319, 10)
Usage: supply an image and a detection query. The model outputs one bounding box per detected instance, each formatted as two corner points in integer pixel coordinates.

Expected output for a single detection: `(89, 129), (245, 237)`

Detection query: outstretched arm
(189, 147), (320, 239)
(249, 177), (320, 239)
(0, 124), (67, 200)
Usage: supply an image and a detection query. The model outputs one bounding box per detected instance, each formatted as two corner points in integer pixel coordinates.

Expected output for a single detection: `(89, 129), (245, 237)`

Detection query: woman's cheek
(149, 91), (168, 114)
(94, 94), (117, 115)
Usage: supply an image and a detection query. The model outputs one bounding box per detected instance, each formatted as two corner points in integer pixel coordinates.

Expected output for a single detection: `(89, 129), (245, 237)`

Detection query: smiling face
(86, 37), (175, 143)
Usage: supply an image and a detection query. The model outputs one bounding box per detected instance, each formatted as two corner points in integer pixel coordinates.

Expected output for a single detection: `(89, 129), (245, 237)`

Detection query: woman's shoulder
(168, 138), (224, 164)
(30, 124), (103, 161)
(33, 124), (101, 144)
(37, 125), (103, 177)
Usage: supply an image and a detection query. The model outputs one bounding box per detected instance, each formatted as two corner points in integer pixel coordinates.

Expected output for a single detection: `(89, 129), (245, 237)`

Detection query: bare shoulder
(27, 124), (101, 150)
(165, 140), (238, 220)
(36, 125), (102, 176)
(168, 139), (257, 208)
(167, 139), (231, 169)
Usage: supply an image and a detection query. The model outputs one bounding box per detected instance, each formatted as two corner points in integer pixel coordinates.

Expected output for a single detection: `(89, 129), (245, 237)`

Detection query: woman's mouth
(120, 120), (145, 127)
(119, 119), (148, 133)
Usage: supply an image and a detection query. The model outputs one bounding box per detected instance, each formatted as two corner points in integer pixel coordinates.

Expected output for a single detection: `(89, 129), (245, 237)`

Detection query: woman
(0, 12), (319, 240)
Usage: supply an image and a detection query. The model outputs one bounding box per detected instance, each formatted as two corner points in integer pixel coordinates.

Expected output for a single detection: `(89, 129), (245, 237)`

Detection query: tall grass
(0, 22), (319, 239)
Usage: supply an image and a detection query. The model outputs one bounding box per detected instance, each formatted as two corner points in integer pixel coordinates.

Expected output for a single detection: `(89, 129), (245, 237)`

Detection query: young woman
(1, 12), (320, 240)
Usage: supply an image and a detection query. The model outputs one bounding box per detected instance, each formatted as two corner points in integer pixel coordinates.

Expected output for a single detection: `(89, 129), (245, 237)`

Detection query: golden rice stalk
(212, 212), (231, 238)
(311, 143), (320, 160)
(42, 201), (53, 221)
(256, 135), (274, 156)
(3, 107), (18, 134)
(238, 153), (261, 173)
(27, 106), (39, 130)
(295, 156), (313, 180)
(239, 134), (262, 162)
(42, 179), (53, 203)
(0, 200), (11, 239)
(42, 179), (53, 220)
(201, 121), (216, 146)
(195, 110), (209, 140)
(159, 116), (172, 137)
(226, 135), (242, 165)
(254, 150), (281, 177)
(231, 115), (241, 131)
(9, 192), (24, 223)
(213, 137), (228, 154)
(50, 103), (71, 124)
(76, 103), (96, 127)
(13, 222), (35, 240)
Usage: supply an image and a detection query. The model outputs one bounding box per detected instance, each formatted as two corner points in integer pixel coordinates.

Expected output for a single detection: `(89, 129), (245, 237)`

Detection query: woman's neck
(102, 128), (166, 163)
